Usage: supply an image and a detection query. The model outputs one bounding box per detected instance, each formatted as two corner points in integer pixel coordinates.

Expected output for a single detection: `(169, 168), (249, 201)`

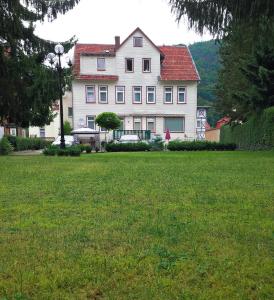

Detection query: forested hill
(189, 40), (221, 125)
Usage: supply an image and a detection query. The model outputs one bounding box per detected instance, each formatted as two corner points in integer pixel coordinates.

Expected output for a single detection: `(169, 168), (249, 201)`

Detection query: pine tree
(0, 0), (80, 127)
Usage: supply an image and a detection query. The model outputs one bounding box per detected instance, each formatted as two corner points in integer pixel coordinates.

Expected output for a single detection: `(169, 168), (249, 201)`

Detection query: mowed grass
(0, 152), (273, 300)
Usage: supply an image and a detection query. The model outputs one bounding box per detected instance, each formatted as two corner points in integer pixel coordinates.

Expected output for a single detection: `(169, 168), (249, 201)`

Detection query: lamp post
(47, 44), (70, 149)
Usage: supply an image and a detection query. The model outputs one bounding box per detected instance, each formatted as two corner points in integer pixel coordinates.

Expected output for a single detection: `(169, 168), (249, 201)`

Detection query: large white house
(72, 28), (201, 141)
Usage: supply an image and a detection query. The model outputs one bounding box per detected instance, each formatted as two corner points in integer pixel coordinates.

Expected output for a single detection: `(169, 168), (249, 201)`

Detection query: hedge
(220, 107), (274, 150)
(106, 142), (151, 152)
(43, 145), (81, 157)
(167, 141), (237, 151)
(6, 136), (50, 151)
(0, 137), (13, 155)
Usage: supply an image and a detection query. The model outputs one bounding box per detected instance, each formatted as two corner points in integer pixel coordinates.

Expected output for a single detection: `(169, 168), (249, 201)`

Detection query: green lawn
(0, 152), (273, 299)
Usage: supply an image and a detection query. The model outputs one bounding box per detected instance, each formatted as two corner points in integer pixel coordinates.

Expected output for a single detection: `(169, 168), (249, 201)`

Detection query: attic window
(97, 58), (105, 70)
(133, 37), (143, 47)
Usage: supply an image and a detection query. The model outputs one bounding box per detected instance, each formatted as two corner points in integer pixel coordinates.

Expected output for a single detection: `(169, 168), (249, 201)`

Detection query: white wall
(0, 127), (4, 139)
(73, 30), (198, 140)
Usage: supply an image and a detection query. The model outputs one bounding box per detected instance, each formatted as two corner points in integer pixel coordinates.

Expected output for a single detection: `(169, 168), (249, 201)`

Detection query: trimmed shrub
(85, 145), (92, 153)
(0, 137), (13, 155)
(79, 144), (87, 153)
(106, 142), (151, 152)
(57, 148), (69, 156)
(149, 136), (164, 151)
(43, 146), (57, 156)
(220, 107), (274, 150)
(167, 140), (237, 151)
(6, 136), (50, 151)
(68, 146), (81, 156)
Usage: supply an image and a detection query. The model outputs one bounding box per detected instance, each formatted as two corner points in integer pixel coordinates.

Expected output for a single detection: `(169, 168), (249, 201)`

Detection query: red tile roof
(73, 30), (199, 82)
(159, 46), (200, 81)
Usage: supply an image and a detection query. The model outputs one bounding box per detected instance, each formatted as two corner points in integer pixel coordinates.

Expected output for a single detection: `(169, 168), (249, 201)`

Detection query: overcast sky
(35, 0), (212, 47)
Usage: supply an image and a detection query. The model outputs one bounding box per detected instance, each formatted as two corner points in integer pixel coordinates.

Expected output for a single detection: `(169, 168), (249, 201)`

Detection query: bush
(57, 148), (69, 156)
(149, 136), (164, 151)
(6, 136), (50, 151)
(43, 145), (58, 156)
(106, 142), (151, 152)
(0, 137), (13, 155)
(220, 107), (274, 150)
(167, 140), (237, 151)
(79, 144), (87, 153)
(68, 146), (81, 156)
(63, 121), (73, 135)
(85, 145), (92, 153)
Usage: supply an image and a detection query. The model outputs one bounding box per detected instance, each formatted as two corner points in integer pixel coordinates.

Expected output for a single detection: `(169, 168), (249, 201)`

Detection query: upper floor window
(99, 86), (108, 103)
(178, 87), (186, 103)
(87, 115), (95, 130)
(133, 37), (143, 47)
(116, 86), (125, 103)
(143, 58), (151, 72)
(86, 86), (96, 103)
(97, 58), (105, 70)
(68, 107), (73, 117)
(164, 87), (173, 104)
(133, 86), (142, 104)
(125, 58), (134, 72)
(146, 86), (156, 104)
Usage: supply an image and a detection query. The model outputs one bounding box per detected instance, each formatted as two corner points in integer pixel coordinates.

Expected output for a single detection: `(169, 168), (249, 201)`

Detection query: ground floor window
(119, 118), (124, 130)
(133, 117), (142, 130)
(146, 117), (156, 132)
(87, 115), (95, 130)
(164, 117), (185, 132)
(39, 128), (46, 138)
(68, 107), (73, 117)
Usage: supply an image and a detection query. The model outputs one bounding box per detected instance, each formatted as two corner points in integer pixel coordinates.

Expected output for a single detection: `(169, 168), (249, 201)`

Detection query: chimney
(115, 36), (120, 49)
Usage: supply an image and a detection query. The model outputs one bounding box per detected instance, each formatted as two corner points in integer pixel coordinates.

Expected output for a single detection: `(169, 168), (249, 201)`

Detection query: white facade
(72, 29), (199, 141)
(29, 92), (73, 139)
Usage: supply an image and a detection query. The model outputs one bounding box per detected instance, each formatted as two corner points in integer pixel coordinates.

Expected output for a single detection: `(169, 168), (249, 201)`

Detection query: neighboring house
(196, 106), (209, 140)
(72, 27), (200, 141)
(29, 91), (73, 139)
(205, 116), (231, 142)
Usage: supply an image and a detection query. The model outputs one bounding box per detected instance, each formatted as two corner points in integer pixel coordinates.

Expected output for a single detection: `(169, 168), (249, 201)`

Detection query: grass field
(0, 152), (273, 299)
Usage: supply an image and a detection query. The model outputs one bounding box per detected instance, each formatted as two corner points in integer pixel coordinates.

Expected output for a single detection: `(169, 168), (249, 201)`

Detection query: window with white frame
(87, 116), (95, 130)
(99, 86), (108, 103)
(146, 86), (156, 103)
(39, 128), (45, 138)
(164, 117), (185, 132)
(116, 86), (125, 103)
(133, 117), (142, 130)
(119, 118), (124, 130)
(143, 58), (151, 72)
(133, 86), (142, 103)
(97, 58), (105, 70)
(146, 117), (156, 132)
(164, 87), (173, 103)
(86, 86), (96, 103)
(133, 36), (143, 47)
(178, 87), (186, 103)
(125, 58), (134, 72)
(197, 120), (202, 128)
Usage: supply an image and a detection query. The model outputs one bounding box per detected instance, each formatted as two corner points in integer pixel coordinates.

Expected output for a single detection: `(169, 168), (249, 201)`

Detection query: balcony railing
(113, 130), (151, 141)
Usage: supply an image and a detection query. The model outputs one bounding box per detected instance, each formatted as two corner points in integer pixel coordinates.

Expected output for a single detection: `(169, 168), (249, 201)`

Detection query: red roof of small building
(73, 29), (199, 82)
(216, 117), (231, 129)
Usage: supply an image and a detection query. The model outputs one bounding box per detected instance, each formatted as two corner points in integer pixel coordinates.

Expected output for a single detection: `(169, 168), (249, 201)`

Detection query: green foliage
(220, 107), (274, 150)
(106, 142), (151, 152)
(6, 136), (50, 151)
(85, 145), (92, 153)
(189, 40), (222, 125)
(169, 0), (274, 37)
(43, 145), (58, 156)
(167, 140), (236, 151)
(63, 121), (73, 135)
(0, 137), (13, 155)
(57, 148), (69, 156)
(96, 112), (121, 131)
(0, 152), (274, 299)
(149, 136), (164, 151)
(68, 146), (81, 156)
(0, 0), (79, 127)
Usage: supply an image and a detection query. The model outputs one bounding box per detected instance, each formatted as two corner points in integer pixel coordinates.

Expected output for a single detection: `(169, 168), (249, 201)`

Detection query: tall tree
(0, 0), (80, 127)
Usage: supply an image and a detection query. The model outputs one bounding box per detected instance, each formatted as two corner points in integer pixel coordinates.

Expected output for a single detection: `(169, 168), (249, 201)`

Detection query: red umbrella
(165, 128), (171, 141)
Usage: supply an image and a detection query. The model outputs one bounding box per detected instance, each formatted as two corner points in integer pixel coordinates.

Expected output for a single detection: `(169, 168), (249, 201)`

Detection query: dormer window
(97, 58), (105, 70)
(133, 37), (143, 47)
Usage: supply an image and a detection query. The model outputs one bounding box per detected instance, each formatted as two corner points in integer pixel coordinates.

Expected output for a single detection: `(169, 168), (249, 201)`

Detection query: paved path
(12, 150), (43, 156)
